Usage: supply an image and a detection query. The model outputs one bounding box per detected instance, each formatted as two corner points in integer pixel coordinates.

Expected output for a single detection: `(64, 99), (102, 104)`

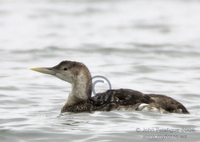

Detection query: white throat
(63, 70), (92, 107)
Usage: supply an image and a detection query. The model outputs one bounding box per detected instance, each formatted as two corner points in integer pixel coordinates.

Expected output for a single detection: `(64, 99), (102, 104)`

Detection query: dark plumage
(61, 89), (189, 114)
(29, 60), (189, 114)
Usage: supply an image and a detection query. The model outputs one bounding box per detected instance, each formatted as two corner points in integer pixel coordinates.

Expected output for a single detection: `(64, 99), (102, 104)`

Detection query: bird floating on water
(29, 60), (189, 114)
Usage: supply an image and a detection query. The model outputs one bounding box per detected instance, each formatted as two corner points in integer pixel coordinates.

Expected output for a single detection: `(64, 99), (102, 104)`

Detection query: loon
(29, 60), (189, 114)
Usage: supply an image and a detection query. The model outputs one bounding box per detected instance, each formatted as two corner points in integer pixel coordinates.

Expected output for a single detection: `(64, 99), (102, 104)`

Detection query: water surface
(0, 0), (200, 142)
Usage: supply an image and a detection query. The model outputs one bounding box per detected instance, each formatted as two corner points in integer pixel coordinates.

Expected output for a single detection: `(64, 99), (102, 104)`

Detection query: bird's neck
(62, 72), (92, 111)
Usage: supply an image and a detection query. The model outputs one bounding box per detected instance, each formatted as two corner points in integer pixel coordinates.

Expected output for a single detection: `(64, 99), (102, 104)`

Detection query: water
(0, 0), (200, 141)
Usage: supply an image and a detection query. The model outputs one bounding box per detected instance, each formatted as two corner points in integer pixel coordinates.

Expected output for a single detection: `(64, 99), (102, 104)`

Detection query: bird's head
(29, 60), (91, 84)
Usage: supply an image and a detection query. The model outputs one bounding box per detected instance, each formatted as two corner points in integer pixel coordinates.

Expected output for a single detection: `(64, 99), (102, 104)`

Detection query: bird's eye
(63, 67), (68, 71)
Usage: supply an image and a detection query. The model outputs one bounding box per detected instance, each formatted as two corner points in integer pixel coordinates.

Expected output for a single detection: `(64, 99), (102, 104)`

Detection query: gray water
(0, 0), (200, 142)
